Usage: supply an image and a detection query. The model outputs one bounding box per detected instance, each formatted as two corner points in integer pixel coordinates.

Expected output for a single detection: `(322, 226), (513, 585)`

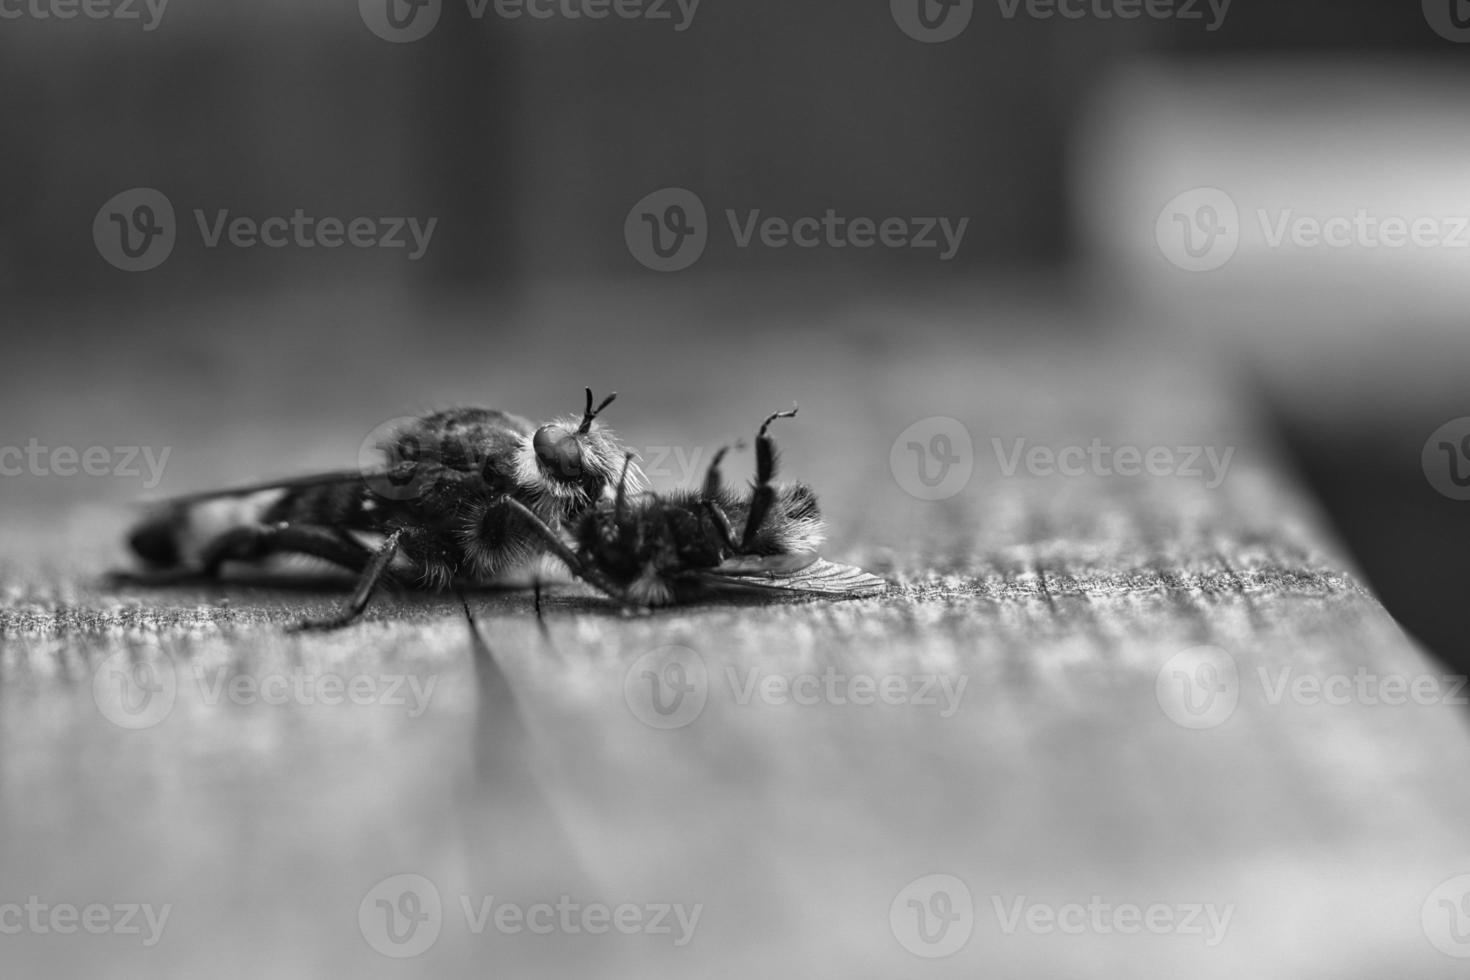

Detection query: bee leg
(699, 446), (740, 551)
(498, 497), (641, 611)
(740, 405), (799, 551)
(287, 528), (405, 633)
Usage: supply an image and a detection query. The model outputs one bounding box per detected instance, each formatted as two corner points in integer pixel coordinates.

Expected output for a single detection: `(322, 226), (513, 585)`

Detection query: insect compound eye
(533, 424), (586, 481)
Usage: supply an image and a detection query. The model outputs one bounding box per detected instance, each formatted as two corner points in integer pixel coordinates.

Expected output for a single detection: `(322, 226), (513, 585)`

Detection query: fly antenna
(578, 388), (618, 434)
(758, 403), (799, 439)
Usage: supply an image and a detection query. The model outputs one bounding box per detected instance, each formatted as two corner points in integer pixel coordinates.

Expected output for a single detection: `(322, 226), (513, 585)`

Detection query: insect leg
(740, 405), (799, 551)
(614, 452), (637, 520)
(288, 528), (405, 632)
(499, 497), (640, 610)
(199, 524), (376, 579)
(699, 446), (738, 551)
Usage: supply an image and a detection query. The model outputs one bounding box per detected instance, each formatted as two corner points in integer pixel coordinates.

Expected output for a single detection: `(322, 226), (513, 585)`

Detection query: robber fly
(124, 389), (646, 630)
(500, 406), (887, 608)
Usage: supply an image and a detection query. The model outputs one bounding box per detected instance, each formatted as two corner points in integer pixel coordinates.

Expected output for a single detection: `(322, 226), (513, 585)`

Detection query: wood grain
(2, 308), (1467, 979)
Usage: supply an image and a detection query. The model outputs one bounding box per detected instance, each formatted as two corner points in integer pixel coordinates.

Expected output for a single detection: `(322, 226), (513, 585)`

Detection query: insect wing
(138, 469), (372, 506)
(773, 558), (888, 597)
(695, 555), (887, 599)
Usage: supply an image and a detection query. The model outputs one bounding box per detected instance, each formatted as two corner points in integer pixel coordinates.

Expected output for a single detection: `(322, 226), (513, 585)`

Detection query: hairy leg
(288, 528), (406, 632)
(498, 497), (639, 610)
(199, 524), (376, 578)
(700, 446), (739, 551)
(741, 406), (799, 550)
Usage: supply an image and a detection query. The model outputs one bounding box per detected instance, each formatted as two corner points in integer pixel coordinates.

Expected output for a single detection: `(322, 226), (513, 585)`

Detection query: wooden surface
(3, 293), (1469, 978)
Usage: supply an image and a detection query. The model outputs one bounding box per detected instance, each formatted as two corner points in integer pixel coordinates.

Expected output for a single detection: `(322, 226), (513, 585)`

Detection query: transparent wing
(691, 555), (887, 599)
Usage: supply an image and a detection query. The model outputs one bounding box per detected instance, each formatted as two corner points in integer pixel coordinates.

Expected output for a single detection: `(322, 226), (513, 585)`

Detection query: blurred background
(4, 0), (1467, 665)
